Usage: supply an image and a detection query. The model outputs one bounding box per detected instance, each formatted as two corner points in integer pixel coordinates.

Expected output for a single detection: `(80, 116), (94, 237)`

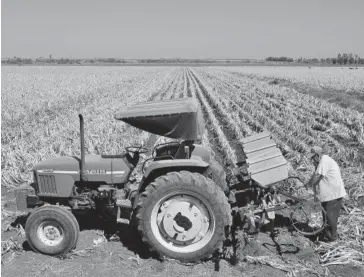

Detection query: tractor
(15, 98), (322, 262)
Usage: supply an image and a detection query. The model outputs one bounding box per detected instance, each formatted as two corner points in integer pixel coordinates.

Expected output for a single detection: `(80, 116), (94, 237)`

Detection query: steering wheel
(126, 145), (148, 154)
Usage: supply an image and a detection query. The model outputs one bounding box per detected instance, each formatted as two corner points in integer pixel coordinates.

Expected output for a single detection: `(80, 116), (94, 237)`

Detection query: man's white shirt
(315, 155), (347, 202)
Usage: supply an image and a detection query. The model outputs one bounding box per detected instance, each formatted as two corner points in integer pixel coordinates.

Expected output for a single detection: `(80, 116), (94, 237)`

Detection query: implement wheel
(290, 200), (326, 236)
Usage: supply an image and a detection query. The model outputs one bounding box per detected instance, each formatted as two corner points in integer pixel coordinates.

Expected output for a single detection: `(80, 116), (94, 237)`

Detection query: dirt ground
(2, 188), (363, 277)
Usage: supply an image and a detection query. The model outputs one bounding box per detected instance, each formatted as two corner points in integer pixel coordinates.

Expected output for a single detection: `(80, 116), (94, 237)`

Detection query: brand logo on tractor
(85, 169), (107, 174)
(36, 169), (124, 175)
(39, 168), (54, 173)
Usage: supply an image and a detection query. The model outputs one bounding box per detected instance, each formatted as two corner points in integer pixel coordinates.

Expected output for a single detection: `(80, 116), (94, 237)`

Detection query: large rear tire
(25, 205), (79, 256)
(135, 171), (231, 262)
(204, 158), (228, 195)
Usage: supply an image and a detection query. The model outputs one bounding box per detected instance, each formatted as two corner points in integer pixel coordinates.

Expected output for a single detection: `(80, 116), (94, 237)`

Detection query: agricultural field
(1, 66), (364, 277)
(219, 66), (364, 92)
(220, 66), (364, 113)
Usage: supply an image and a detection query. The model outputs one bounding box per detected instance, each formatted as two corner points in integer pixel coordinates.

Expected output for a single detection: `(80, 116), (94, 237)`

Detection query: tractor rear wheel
(135, 171), (231, 262)
(25, 205), (79, 256)
(205, 158), (228, 195)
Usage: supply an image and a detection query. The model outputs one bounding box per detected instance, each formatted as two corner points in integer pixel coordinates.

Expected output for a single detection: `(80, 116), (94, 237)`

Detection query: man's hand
(314, 194), (319, 202)
(303, 183), (315, 197)
(306, 173), (323, 189)
(296, 186), (307, 196)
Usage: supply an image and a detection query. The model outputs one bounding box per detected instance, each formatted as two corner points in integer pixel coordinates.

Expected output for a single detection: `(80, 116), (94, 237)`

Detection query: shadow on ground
(75, 213), (158, 259)
(8, 206), (323, 267)
(8, 211), (157, 259)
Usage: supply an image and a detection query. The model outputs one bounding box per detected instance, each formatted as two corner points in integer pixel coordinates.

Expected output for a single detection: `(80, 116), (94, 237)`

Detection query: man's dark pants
(321, 197), (342, 241)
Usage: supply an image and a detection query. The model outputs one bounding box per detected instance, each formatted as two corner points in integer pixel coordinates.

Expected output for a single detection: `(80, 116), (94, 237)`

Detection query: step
(116, 218), (130, 224)
(116, 199), (132, 209)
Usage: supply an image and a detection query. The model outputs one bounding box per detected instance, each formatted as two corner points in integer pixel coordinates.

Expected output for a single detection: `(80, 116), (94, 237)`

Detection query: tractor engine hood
(34, 156), (80, 174)
(34, 155), (130, 188)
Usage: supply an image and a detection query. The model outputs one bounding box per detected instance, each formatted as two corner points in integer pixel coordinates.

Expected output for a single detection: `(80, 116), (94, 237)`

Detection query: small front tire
(25, 205), (79, 256)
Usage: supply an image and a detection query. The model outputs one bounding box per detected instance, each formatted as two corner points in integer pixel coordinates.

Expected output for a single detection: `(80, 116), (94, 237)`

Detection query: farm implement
(15, 97), (325, 262)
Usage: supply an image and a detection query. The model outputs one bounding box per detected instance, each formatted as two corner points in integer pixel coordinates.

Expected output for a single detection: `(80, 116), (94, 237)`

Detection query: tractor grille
(38, 175), (57, 195)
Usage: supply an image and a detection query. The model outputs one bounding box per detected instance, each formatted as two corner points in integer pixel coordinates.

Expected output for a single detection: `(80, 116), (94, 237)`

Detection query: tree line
(266, 57), (294, 62)
(266, 53), (364, 64)
(2, 54), (364, 65)
(2, 57), (226, 65)
(2, 57), (247, 64)
(2, 57), (33, 64)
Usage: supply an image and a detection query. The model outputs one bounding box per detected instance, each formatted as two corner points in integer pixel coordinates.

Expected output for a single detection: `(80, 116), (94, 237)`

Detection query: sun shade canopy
(114, 98), (204, 140)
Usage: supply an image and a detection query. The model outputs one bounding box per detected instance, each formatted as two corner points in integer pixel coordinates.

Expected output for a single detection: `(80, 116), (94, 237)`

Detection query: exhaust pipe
(79, 114), (86, 182)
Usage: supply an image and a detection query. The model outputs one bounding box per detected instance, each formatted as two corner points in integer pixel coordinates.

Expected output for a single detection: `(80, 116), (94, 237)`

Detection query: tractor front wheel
(135, 171), (231, 262)
(25, 205), (79, 256)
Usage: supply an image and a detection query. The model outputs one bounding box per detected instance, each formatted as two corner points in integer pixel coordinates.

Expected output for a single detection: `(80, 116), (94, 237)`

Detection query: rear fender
(133, 160), (209, 210)
(143, 159), (209, 179)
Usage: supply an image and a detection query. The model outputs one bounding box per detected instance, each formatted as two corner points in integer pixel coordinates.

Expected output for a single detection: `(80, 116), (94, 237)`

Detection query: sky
(1, 0), (364, 59)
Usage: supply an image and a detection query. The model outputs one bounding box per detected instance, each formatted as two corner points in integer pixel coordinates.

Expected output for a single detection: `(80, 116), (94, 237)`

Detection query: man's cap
(308, 146), (323, 159)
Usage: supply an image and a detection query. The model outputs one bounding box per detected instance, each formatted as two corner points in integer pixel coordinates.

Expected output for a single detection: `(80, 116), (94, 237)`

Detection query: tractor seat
(174, 141), (192, 159)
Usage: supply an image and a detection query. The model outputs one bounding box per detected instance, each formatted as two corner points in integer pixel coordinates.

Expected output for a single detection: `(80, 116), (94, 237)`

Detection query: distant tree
(348, 53), (354, 64)
(266, 56), (293, 62)
(58, 58), (71, 64)
(337, 53), (342, 64)
(332, 58), (337, 64)
(342, 53), (348, 64)
(354, 54), (358, 64)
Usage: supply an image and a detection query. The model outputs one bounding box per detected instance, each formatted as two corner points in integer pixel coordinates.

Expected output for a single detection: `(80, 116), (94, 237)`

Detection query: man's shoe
(322, 237), (337, 244)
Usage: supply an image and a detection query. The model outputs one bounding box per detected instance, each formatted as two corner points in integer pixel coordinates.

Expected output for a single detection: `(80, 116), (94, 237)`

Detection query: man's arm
(306, 173), (323, 189)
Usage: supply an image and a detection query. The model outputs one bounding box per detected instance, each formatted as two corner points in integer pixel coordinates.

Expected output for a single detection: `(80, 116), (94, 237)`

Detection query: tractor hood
(114, 97), (204, 140)
(33, 155), (132, 189)
(34, 155), (129, 177)
(34, 156), (79, 172)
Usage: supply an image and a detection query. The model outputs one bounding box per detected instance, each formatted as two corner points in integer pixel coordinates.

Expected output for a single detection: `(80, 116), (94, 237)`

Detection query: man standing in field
(305, 146), (347, 242)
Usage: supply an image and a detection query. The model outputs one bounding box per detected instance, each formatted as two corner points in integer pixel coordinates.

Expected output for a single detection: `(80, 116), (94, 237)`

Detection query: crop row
(195, 68), (363, 166)
(217, 66), (364, 92)
(185, 70), (237, 167)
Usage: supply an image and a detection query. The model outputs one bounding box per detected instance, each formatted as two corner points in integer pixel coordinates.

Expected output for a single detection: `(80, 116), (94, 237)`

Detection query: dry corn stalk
(245, 255), (329, 277)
